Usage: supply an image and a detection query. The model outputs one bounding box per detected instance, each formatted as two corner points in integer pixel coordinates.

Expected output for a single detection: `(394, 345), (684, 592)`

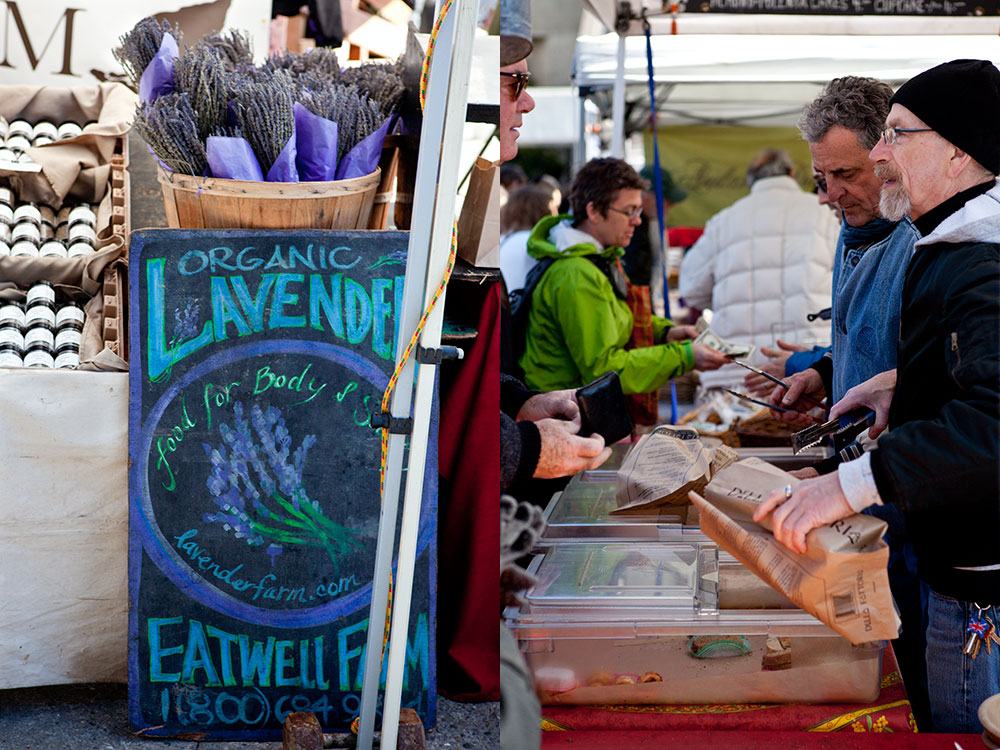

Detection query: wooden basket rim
(156, 165), (381, 198)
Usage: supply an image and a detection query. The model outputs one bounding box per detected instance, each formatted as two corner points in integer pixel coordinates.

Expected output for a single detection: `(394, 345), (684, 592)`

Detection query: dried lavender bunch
(266, 47), (341, 79)
(200, 28), (254, 69)
(174, 44), (230, 142)
(340, 60), (404, 115)
(114, 17), (182, 91)
(297, 83), (385, 164)
(234, 79), (295, 173)
(202, 402), (361, 565)
(133, 92), (207, 176)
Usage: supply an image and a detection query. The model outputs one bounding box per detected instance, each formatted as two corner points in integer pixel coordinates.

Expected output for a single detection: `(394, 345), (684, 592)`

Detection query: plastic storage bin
(506, 542), (883, 706)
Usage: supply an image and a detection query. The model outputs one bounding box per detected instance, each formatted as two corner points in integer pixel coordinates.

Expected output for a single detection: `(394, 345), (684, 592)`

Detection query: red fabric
(541, 645), (916, 734)
(544, 731), (980, 749)
(436, 281), (501, 702)
(667, 226), (704, 250)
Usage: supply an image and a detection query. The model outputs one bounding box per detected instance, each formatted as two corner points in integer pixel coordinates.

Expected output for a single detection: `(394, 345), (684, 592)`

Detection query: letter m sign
(1, 2), (81, 76)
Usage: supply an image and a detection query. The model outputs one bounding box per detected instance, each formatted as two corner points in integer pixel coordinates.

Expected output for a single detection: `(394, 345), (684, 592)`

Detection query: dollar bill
(694, 325), (755, 359)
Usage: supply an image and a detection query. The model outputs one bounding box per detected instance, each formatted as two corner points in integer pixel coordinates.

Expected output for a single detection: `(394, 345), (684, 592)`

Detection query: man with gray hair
(767, 75), (928, 726)
(758, 59), (1000, 733)
(679, 146), (838, 390)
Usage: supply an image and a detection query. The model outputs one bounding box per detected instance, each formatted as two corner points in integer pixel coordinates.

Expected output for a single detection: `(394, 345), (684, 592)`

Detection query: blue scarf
(839, 217), (897, 251)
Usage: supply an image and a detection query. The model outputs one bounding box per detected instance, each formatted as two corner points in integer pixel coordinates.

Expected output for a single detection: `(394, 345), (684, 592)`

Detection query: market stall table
(540, 644), (917, 736)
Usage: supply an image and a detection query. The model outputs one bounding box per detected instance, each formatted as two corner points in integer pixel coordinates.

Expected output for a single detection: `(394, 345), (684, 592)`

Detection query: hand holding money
(693, 322), (756, 359)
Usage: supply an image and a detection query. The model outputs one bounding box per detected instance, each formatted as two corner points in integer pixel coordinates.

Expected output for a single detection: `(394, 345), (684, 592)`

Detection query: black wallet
(575, 371), (633, 444)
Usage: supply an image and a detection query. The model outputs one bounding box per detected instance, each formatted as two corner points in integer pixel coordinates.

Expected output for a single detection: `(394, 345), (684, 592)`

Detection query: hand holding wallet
(575, 371), (634, 444)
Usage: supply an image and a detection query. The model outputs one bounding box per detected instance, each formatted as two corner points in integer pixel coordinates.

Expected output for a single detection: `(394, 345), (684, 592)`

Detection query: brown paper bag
(457, 156), (501, 267)
(614, 425), (737, 513)
(689, 457), (901, 645)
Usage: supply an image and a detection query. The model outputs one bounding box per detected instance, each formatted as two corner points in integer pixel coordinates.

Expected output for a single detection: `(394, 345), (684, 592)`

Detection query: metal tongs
(790, 409), (876, 454)
(730, 359), (827, 409)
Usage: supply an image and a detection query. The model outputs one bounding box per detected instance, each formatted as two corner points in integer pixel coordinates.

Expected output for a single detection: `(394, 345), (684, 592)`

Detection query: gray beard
(879, 185), (911, 222)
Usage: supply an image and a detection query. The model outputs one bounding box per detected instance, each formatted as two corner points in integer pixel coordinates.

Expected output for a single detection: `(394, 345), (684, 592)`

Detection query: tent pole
(611, 32), (626, 157)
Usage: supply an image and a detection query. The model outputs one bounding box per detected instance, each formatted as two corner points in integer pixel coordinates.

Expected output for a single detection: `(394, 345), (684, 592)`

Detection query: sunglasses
(501, 71), (531, 99)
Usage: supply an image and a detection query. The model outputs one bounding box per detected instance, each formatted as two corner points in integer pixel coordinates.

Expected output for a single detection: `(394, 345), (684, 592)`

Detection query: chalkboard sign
(680, 0), (996, 14)
(127, 229), (436, 740)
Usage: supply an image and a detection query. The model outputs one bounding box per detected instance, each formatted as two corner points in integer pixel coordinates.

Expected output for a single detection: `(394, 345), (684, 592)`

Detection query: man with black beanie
(754, 59), (1000, 734)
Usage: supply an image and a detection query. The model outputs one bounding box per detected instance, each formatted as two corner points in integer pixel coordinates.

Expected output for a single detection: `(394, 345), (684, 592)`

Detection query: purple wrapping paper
(206, 136), (264, 181)
(266, 131), (298, 182)
(293, 103), (339, 182)
(139, 33), (179, 104)
(334, 113), (398, 180)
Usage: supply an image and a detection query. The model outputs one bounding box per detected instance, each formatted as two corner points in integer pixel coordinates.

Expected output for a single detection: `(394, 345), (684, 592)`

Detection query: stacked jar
(0, 119), (92, 165)
(23, 281), (57, 367)
(0, 197), (98, 259)
(0, 299), (25, 366)
(54, 301), (84, 368)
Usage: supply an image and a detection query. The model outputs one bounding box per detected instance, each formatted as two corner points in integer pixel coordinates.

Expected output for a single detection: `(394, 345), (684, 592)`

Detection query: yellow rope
(352, 0), (457, 734)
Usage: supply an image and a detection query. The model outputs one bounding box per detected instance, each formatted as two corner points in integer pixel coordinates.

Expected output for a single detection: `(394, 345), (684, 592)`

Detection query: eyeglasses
(500, 71), (531, 99)
(881, 127), (933, 146)
(607, 205), (642, 220)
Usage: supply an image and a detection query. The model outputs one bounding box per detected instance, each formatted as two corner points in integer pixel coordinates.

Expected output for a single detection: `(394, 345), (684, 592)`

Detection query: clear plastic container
(506, 542), (883, 706)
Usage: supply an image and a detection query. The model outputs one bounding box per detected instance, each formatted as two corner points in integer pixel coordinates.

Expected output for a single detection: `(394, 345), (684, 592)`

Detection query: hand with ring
(753, 474), (855, 554)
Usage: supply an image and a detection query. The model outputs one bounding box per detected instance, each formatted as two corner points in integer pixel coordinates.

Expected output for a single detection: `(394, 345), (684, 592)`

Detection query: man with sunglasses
(499, 62), (533, 163)
(756, 59), (1000, 735)
(518, 157), (728, 395)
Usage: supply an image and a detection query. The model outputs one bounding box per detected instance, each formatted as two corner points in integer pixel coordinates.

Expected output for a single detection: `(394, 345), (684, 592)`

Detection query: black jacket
(869, 184), (1000, 602)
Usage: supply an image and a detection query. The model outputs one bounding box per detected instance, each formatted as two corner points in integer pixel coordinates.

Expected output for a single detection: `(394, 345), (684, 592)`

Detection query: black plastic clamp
(370, 413), (414, 434)
(415, 345), (464, 365)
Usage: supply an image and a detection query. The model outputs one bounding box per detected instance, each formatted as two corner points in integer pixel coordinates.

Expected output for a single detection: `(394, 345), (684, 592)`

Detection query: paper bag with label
(689, 457), (900, 644)
(457, 156), (501, 267)
(614, 425), (737, 513)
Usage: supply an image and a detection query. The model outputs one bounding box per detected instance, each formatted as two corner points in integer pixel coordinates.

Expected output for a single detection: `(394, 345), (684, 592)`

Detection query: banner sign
(677, 0), (997, 14)
(128, 229), (435, 740)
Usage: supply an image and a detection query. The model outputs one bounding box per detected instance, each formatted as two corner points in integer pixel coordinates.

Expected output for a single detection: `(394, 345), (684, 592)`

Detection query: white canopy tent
(573, 0), (1000, 153)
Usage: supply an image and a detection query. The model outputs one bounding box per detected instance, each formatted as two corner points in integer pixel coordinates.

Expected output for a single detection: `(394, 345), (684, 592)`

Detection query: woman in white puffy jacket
(678, 148), (840, 390)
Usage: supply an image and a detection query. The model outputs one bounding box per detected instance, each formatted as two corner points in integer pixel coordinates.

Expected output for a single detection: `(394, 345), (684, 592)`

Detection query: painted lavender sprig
(201, 402), (361, 567)
(170, 302), (200, 348)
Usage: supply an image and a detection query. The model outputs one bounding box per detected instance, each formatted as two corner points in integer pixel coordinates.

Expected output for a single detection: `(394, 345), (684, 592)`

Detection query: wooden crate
(102, 137), (129, 361)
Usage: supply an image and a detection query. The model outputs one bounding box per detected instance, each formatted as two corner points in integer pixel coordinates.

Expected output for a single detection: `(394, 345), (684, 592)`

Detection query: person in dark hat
(755, 59), (1000, 734)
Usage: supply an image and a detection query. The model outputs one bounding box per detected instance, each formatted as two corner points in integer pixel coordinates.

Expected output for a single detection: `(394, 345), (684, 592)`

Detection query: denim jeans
(863, 503), (931, 729)
(926, 591), (1000, 733)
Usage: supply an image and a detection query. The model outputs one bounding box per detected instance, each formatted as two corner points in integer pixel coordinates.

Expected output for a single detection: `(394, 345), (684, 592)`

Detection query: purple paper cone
(207, 136), (264, 181)
(335, 113), (398, 181)
(293, 103), (339, 182)
(139, 33), (179, 104)
(266, 131), (299, 183)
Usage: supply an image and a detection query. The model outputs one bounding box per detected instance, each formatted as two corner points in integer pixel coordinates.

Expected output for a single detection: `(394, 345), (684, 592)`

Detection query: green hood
(526, 214), (625, 261)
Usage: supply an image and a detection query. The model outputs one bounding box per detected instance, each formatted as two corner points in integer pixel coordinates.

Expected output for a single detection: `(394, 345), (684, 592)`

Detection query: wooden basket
(156, 166), (381, 230)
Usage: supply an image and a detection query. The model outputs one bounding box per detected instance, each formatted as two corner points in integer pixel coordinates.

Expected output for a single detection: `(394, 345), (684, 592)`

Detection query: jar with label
(32, 134), (54, 147)
(13, 204), (41, 226)
(54, 349), (80, 368)
(0, 240), (10, 256)
(10, 240), (39, 258)
(0, 343), (24, 367)
(67, 223), (97, 247)
(67, 205), (97, 229)
(0, 303), (25, 330)
(6, 134), (31, 153)
(0, 325), (25, 352)
(31, 122), (57, 142)
(55, 304), (85, 332)
(24, 348), (54, 368)
(26, 281), (56, 308)
(0, 203), (13, 227)
(54, 328), (81, 352)
(0, 189), (13, 209)
(7, 120), (32, 139)
(67, 242), (93, 258)
(24, 326), (55, 353)
(39, 240), (67, 258)
(25, 307), (56, 334)
(57, 122), (82, 140)
(11, 222), (41, 246)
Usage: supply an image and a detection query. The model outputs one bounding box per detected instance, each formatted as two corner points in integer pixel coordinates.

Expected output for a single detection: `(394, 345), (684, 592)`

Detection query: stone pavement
(0, 682), (498, 749)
